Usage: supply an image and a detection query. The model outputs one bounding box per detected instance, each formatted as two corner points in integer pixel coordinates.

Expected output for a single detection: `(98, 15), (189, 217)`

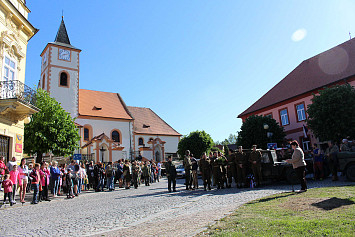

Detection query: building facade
(0, 0), (38, 162)
(40, 19), (181, 163)
(238, 39), (355, 151)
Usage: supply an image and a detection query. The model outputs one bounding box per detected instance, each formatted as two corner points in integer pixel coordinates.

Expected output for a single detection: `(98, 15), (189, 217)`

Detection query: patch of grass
(199, 186), (355, 237)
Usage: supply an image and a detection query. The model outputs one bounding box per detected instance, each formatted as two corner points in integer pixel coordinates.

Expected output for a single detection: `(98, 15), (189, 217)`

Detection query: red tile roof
(78, 89), (133, 120)
(127, 106), (181, 136)
(238, 38), (355, 117)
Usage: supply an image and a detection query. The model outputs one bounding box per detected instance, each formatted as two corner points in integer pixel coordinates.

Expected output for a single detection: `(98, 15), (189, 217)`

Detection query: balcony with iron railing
(0, 80), (39, 123)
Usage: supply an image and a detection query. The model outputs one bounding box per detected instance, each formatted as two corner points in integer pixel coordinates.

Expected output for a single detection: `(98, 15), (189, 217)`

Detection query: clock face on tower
(58, 48), (71, 61)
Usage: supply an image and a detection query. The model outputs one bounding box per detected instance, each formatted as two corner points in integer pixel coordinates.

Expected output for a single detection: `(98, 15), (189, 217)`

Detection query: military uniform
(326, 144), (339, 181)
(183, 155), (192, 190)
(123, 163), (131, 189)
(165, 160), (177, 192)
(340, 143), (350, 152)
(235, 150), (247, 188)
(199, 157), (212, 190)
(131, 163), (140, 189)
(226, 153), (236, 188)
(215, 156), (227, 189)
(249, 148), (263, 186)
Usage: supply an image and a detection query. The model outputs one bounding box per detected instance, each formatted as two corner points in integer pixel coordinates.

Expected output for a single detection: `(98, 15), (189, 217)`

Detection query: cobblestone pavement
(0, 176), (353, 237)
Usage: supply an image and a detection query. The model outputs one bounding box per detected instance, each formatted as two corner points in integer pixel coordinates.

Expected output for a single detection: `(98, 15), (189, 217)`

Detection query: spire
(54, 17), (71, 45)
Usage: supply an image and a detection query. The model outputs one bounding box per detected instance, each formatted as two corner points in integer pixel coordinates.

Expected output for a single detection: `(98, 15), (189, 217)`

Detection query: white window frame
(303, 140), (311, 151)
(296, 103), (306, 121)
(3, 54), (17, 82)
(280, 109), (289, 126)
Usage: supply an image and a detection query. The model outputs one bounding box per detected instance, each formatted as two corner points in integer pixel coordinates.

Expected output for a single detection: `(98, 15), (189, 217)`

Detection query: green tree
(306, 84), (355, 142)
(24, 88), (80, 163)
(215, 134), (238, 145)
(237, 115), (285, 149)
(177, 130), (214, 159)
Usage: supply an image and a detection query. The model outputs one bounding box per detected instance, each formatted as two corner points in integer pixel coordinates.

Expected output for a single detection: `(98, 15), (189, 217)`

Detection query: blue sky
(25, 0), (355, 142)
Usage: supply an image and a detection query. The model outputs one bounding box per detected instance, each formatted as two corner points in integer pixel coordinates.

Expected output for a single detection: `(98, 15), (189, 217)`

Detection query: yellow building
(0, 0), (38, 162)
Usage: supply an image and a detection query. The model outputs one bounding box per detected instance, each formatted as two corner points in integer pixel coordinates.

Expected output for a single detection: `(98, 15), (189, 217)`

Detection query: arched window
(42, 75), (45, 89)
(112, 130), (120, 143)
(138, 137), (144, 145)
(60, 72), (68, 87)
(84, 128), (89, 141)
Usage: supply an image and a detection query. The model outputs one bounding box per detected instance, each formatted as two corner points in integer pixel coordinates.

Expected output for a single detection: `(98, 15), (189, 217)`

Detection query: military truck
(242, 149), (312, 185)
(337, 151), (355, 181)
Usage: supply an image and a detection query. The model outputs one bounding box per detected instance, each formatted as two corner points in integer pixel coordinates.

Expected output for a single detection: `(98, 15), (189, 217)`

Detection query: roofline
(77, 114), (134, 121)
(117, 93), (134, 120)
(237, 75), (355, 118)
(134, 132), (182, 137)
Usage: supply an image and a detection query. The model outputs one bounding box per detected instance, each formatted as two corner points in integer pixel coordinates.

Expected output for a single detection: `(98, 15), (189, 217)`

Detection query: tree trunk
(36, 152), (43, 163)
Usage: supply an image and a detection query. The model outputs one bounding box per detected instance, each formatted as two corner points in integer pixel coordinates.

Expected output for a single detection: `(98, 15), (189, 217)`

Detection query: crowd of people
(0, 156), (163, 206)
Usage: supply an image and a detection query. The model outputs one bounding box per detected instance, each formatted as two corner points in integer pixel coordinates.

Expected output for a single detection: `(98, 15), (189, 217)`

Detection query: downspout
(129, 121), (132, 161)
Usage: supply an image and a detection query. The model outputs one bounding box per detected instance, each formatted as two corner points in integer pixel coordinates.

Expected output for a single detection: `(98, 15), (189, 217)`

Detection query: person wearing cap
(183, 150), (193, 190)
(199, 152), (212, 191)
(286, 140), (307, 192)
(235, 146), (247, 188)
(340, 139), (350, 152)
(249, 145), (262, 187)
(226, 149), (236, 188)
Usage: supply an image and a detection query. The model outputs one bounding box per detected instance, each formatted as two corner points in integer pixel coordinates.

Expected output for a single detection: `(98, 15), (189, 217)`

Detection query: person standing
(235, 146), (247, 188)
(326, 141), (339, 181)
(116, 160), (124, 188)
(7, 157), (17, 172)
(165, 156), (177, 192)
(123, 160), (131, 189)
(0, 156), (7, 192)
(312, 144), (324, 180)
(199, 152), (212, 191)
(106, 162), (115, 191)
(50, 161), (61, 197)
(131, 161), (140, 189)
(39, 162), (51, 201)
(18, 158), (29, 203)
(142, 162), (150, 186)
(96, 163), (105, 192)
(249, 145), (263, 187)
(30, 163), (41, 204)
(286, 140), (307, 192)
(191, 154), (199, 189)
(66, 168), (74, 198)
(2, 174), (14, 206)
(340, 139), (350, 152)
(183, 150), (193, 190)
(9, 165), (21, 204)
(226, 149), (236, 188)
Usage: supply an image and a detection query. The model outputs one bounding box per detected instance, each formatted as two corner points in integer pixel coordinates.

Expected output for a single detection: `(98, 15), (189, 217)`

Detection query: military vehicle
(337, 151), (355, 181)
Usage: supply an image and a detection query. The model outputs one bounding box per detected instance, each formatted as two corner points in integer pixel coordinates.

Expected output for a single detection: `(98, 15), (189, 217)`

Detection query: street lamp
(100, 146), (106, 163)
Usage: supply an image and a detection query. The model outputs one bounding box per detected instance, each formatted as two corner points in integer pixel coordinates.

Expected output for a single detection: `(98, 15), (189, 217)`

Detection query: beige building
(0, 0), (38, 162)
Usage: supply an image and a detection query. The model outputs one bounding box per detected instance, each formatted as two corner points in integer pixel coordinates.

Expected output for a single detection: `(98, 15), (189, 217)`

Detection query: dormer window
(93, 106), (102, 110)
(143, 124), (150, 128)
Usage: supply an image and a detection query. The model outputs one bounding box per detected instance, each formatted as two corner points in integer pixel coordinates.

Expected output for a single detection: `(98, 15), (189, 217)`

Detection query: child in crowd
(30, 163), (40, 204)
(2, 174), (14, 206)
(9, 165), (21, 204)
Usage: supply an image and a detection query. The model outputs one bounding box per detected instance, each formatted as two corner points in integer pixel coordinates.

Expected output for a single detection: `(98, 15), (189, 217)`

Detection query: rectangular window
(280, 109), (289, 126)
(3, 56), (16, 81)
(296, 103), (306, 121)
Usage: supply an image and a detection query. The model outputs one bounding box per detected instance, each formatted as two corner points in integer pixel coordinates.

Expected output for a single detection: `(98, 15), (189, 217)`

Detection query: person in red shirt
(2, 174), (14, 206)
(30, 163), (41, 204)
(0, 156), (8, 192)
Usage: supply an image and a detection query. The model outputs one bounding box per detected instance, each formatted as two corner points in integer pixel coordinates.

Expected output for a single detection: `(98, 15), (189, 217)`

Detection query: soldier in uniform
(326, 141), (339, 181)
(215, 151), (227, 189)
(131, 161), (140, 189)
(235, 146), (247, 188)
(211, 151), (220, 188)
(340, 139), (350, 152)
(199, 152), (212, 191)
(183, 150), (193, 190)
(249, 145), (263, 187)
(226, 149), (236, 188)
(165, 155), (177, 192)
(209, 152), (216, 186)
(123, 160), (131, 189)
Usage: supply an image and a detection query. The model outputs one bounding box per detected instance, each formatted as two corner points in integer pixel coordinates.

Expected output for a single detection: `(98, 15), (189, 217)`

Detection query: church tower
(40, 17), (81, 118)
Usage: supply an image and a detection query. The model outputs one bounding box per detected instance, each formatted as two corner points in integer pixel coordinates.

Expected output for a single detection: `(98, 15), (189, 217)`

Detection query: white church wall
(135, 135), (180, 153)
(76, 117), (132, 153)
(50, 46), (79, 69)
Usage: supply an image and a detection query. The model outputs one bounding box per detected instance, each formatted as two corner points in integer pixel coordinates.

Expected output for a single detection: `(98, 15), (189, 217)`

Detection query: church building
(39, 18), (181, 163)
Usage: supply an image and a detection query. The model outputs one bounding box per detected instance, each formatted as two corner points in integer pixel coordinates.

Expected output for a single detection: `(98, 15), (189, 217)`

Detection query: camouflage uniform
(131, 163), (140, 189)
(215, 156), (227, 189)
(226, 153), (236, 188)
(235, 150), (247, 188)
(326, 144), (339, 181)
(249, 149), (263, 186)
(183, 155), (192, 190)
(199, 157), (212, 190)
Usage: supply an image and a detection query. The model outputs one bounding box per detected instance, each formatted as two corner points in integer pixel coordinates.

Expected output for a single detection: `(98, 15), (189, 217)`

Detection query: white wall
(135, 135), (180, 153)
(76, 117), (133, 154)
